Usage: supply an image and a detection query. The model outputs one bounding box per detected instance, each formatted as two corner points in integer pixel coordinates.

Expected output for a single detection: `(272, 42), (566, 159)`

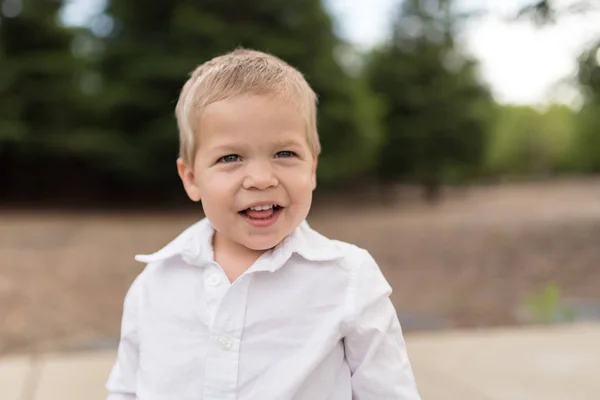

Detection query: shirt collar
(134, 218), (344, 271)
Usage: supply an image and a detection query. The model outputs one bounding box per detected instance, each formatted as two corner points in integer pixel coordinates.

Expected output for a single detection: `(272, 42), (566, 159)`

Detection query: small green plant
(524, 282), (577, 324)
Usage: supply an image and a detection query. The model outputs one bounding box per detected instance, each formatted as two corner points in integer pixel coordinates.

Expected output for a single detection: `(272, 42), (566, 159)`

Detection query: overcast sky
(61, 0), (600, 107)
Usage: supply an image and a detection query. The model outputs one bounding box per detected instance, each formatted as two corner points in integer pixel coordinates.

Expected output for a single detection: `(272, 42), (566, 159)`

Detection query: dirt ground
(2, 178), (600, 356)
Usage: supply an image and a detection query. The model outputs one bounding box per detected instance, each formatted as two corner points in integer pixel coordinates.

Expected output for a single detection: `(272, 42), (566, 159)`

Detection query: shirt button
(218, 336), (232, 350)
(206, 273), (221, 286)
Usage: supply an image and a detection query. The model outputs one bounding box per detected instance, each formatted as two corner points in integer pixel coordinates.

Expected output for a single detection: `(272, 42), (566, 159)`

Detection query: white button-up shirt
(106, 219), (421, 400)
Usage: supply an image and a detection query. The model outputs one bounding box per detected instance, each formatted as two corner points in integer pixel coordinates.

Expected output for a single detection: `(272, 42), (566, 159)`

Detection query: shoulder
(127, 218), (211, 287)
(133, 218), (209, 265)
(300, 222), (391, 292)
(298, 221), (379, 272)
(301, 225), (394, 332)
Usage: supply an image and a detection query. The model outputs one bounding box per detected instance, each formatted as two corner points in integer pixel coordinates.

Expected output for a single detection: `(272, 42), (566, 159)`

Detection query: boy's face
(177, 94), (317, 253)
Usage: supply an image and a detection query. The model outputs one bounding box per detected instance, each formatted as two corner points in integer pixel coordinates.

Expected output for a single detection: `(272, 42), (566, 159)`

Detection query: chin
(245, 240), (280, 252)
(243, 234), (286, 252)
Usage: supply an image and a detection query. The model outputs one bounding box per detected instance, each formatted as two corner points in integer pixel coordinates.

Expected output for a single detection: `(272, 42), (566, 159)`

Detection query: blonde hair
(175, 48), (320, 166)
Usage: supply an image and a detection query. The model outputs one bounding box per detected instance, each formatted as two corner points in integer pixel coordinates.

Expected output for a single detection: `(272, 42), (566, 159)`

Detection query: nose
(242, 161), (278, 190)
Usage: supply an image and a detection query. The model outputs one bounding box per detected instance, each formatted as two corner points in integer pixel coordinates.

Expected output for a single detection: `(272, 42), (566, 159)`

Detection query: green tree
(0, 0), (89, 200)
(365, 0), (493, 201)
(573, 40), (600, 172)
(515, 0), (599, 25)
(542, 104), (578, 172)
(486, 105), (577, 176)
(91, 0), (381, 199)
(514, 0), (600, 175)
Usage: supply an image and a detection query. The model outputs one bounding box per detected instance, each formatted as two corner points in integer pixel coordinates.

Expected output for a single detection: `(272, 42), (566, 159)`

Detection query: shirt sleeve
(343, 250), (421, 400)
(106, 273), (143, 400)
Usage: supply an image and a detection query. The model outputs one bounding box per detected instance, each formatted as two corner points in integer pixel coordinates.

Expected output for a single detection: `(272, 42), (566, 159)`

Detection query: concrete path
(409, 323), (600, 400)
(2, 323), (598, 400)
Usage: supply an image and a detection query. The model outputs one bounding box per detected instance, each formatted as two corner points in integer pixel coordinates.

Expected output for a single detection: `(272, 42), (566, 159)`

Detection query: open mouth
(239, 204), (283, 220)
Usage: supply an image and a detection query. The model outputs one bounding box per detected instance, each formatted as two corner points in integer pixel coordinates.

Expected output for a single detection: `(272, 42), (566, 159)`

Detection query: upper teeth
(249, 204), (275, 211)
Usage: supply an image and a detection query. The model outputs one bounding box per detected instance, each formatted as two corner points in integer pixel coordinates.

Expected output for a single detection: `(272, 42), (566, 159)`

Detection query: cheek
(283, 169), (315, 199)
(198, 172), (238, 203)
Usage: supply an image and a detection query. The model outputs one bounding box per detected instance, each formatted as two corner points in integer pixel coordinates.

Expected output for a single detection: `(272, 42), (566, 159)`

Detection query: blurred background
(2, 0), (600, 361)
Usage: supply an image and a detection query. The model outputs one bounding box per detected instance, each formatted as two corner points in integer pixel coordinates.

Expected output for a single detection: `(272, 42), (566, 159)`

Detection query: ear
(311, 157), (318, 191)
(177, 158), (201, 202)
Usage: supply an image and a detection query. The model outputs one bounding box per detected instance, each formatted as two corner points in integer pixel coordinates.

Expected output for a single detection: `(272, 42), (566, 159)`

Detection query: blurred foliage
(0, 0), (94, 199)
(484, 30), (600, 179)
(516, 0), (600, 25)
(1, 0), (600, 205)
(573, 40), (600, 172)
(365, 0), (494, 200)
(524, 282), (576, 324)
(486, 104), (577, 177)
(1, 0), (381, 202)
(513, 1), (600, 176)
(93, 0), (383, 192)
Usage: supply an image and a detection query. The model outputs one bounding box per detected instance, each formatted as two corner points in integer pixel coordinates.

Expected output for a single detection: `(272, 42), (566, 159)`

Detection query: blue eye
(218, 154), (241, 163)
(275, 151), (296, 158)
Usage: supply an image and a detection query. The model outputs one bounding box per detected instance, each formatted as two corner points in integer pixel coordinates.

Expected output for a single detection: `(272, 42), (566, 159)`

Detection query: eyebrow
(208, 144), (240, 154)
(272, 139), (304, 149)
(208, 139), (304, 154)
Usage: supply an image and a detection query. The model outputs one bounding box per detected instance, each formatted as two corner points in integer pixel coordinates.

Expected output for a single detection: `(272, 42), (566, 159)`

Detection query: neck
(212, 232), (265, 282)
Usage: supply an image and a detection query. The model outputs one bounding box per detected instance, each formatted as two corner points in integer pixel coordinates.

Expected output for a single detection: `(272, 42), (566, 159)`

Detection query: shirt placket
(203, 272), (252, 400)
(203, 264), (229, 326)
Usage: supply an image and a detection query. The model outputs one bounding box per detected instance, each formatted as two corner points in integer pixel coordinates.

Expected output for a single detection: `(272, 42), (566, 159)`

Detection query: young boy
(106, 49), (421, 400)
